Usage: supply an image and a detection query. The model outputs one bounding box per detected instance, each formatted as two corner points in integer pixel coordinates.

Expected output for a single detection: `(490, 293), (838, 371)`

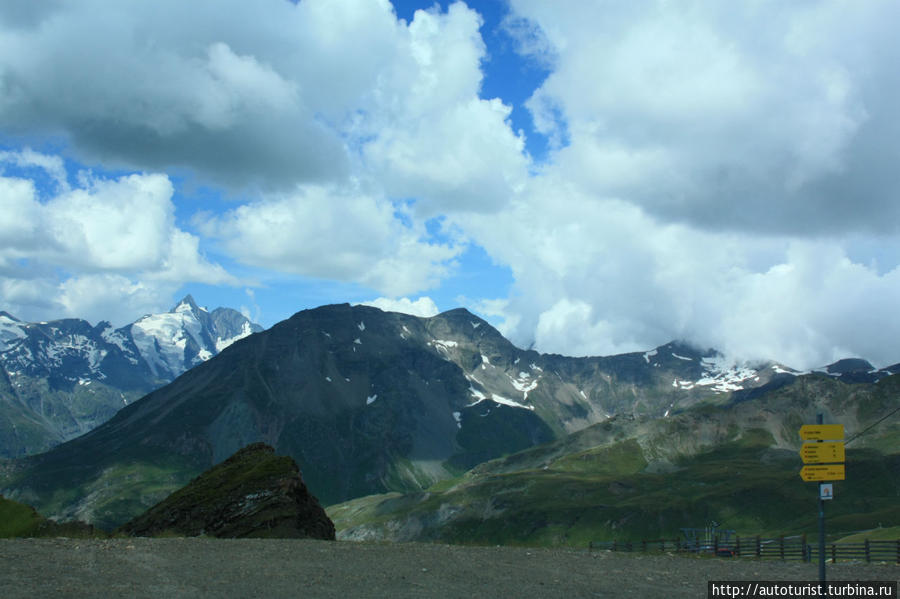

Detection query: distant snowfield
(128, 299), (258, 378)
(131, 309), (204, 377)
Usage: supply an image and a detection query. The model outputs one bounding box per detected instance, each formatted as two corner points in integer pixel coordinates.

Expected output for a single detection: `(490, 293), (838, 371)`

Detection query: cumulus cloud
(422, 0), (900, 370)
(357, 3), (529, 213)
(55, 275), (181, 327)
(197, 184), (460, 297)
(0, 150), (235, 325)
(0, 1), (350, 188)
(458, 174), (900, 369)
(3, 0), (900, 372)
(0, 0), (527, 207)
(359, 296), (440, 318)
(508, 0), (900, 235)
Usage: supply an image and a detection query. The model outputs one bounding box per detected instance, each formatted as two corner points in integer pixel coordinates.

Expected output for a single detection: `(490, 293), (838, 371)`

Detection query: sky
(2, 0), (900, 369)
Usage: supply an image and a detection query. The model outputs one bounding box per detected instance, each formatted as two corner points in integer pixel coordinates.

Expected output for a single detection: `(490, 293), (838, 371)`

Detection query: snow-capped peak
(129, 295), (260, 378)
(0, 312), (27, 350)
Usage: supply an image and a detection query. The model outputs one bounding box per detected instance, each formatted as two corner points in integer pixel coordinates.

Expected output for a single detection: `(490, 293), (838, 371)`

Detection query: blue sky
(2, 0), (900, 369)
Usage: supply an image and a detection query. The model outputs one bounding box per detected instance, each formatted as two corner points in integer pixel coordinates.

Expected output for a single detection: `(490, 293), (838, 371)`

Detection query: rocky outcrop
(118, 443), (334, 539)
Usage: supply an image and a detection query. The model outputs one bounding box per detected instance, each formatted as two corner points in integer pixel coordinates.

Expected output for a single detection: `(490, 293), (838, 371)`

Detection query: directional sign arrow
(800, 464), (845, 482)
(799, 424), (844, 441)
(800, 442), (846, 464)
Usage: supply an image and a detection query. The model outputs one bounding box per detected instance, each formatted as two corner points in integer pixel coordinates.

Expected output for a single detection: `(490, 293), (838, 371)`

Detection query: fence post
(802, 534), (807, 562)
(612, 540), (617, 552)
(865, 540), (870, 563)
(756, 536), (761, 558)
(736, 535), (741, 558)
(831, 544), (836, 564)
(780, 535), (785, 561)
(896, 539), (899, 565)
(642, 540), (647, 553)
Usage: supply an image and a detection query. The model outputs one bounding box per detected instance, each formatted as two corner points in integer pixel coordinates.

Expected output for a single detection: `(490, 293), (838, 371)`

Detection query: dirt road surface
(1, 538), (896, 598)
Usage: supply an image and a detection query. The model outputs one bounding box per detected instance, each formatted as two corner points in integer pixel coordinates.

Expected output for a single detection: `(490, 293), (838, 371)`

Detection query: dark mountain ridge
(1, 302), (896, 532)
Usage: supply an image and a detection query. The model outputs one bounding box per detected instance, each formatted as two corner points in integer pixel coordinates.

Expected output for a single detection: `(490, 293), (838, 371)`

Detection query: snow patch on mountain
(131, 311), (203, 378)
(469, 386), (487, 401)
(215, 321), (254, 352)
(100, 325), (137, 362)
(43, 333), (108, 374)
(489, 394), (534, 411)
(0, 313), (26, 349)
(671, 355), (765, 394)
(510, 372), (539, 400)
(429, 339), (458, 356)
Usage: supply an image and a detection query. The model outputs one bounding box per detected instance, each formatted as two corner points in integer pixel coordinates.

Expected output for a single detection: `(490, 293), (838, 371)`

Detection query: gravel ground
(0, 538), (896, 598)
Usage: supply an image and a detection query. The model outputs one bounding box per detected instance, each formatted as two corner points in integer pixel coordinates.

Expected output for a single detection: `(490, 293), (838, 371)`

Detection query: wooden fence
(589, 536), (900, 564)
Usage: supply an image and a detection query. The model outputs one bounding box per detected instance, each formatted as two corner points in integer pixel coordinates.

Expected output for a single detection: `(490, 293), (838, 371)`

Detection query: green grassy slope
(330, 374), (900, 547)
(0, 495), (45, 537)
(330, 436), (900, 547)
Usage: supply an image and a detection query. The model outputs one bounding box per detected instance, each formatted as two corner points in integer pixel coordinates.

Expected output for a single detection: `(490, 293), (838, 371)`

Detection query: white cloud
(56, 275), (179, 327)
(3, 0), (900, 373)
(508, 0), (898, 234)
(0, 150), (235, 325)
(0, 0), (527, 208)
(420, 0), (900, 370)
(0, 176), (40, 251)
(0, 147), (69, 192)
(357, 3), (529, 214)
(359, 296), (439, 318)
(457, 173), (900, 369)
(198, 184), (460, 297)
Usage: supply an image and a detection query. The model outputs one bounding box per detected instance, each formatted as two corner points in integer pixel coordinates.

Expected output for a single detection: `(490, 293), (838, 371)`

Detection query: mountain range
(1, 301), (897, 539)
(0, 295), (262, 458)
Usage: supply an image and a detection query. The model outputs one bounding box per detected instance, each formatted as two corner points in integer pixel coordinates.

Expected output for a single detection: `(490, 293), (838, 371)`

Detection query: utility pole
(816, 413), (826, 592)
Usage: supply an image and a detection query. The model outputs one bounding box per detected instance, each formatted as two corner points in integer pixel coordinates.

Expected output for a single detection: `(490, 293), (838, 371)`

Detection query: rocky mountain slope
(118, 443), (334, 539)
(1, 302), (895, 533)
(0, 296), (262, 457)
(330, 373), (900, 545)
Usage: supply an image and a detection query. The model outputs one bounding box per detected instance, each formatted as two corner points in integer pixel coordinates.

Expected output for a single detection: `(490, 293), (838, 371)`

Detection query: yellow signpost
(800, 464), (845, 482)
(799, 417), (846, 588)
(799, 424), (845, 441)
(800, 442), (846, 464)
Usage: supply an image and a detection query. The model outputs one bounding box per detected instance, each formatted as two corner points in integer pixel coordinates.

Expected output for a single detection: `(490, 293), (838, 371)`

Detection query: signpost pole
(816, 413), (826, 590)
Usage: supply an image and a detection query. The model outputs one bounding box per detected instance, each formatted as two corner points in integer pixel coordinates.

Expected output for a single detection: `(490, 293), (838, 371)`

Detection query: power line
(845, 402), (900, 447)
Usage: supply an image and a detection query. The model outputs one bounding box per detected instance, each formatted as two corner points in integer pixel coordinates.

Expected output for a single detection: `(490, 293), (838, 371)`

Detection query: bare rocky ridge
(118, 443), (334, 540)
